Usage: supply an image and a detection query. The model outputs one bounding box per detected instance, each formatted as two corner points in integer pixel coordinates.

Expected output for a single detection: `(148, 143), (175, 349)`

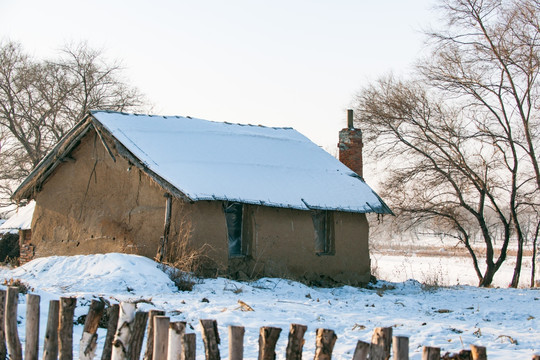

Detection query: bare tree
(0, 41), (145, 204)
(354, 0), (539, 287)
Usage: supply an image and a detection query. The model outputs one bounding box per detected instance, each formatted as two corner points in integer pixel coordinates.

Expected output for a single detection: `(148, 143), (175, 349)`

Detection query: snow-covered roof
(0, 201), (35, 233)
(89, 111), (390, 213)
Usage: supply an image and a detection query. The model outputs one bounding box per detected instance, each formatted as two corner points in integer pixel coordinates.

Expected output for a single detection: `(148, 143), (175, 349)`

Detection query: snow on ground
(0, 253), (538, 360)
(372, 252), (535, 288)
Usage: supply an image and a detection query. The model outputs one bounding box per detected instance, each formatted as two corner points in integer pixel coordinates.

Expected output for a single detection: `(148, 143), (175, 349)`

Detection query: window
(224, 202), (244, 257)
(312, 210), (334, 255)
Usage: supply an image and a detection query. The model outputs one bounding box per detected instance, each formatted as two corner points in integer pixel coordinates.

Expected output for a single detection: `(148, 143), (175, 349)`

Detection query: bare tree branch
(0, 40), (146, 206)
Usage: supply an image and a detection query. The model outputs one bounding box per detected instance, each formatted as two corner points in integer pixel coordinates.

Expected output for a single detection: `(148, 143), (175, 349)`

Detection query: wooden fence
(0, 287), (538, 360)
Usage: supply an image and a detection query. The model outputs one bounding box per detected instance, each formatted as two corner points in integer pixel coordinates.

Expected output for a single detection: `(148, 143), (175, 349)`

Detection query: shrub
(159, 264), (199, 292)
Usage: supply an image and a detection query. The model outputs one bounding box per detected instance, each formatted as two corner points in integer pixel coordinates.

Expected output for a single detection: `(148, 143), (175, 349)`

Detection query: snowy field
(373, 252), (535, 288)
(0, 253), (538, 360)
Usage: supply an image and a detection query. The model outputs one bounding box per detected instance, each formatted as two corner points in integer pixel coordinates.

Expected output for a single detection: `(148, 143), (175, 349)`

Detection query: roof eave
(12, 114), (94, 202)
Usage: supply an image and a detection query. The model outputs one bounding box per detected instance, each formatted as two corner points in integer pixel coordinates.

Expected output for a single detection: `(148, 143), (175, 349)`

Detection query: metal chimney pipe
(347, 109), (354, 129)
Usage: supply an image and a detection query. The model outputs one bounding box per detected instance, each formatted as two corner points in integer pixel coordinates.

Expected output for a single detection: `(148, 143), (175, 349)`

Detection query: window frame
(311, 210), (335, 255)
(223, 201), (248, 258)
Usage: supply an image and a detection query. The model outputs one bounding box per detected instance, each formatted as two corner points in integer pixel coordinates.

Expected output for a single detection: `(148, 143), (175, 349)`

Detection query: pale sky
(0, 0), (435, 155)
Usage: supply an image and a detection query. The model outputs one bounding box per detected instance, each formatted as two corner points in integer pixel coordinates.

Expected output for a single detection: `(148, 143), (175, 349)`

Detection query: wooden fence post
(153, 316), (170, 360)
(285, 324), (307, 360)
(43, 300), (60, 360)
(168, 321), (186, 360)
(144, 309), (166, 360)
(183, 333), (196, 360)
(313, 328), (337, 360)
(5, 287), (22, 360)
(352, 341), (370, 360)
(127, 311), (149, 360)
(258, 326), (282, 360)
(228, 326), (245, 360)
(0, 290), (6, 360)
(368, 327), (392, 360)
(200, 319), (221, 360)
(59, 297), (77, 360)
(392, 336), (409, 360)
(0, 290), (7, 360)
(422, 346), (440, 360)
(25, 294), (40, 360)
(102, 304), (120, 360)
(111, 302), (136, 360)
(80, 299), (105, 360)
(470, 345), (487, 360)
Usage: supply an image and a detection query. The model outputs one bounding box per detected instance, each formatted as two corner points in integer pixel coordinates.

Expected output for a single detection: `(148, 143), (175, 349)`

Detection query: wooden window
(224, 202), (245, 257)
(312, 210), (335, 255)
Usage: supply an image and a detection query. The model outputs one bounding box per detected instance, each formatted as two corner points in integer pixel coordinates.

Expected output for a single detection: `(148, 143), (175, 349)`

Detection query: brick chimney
(338, 109), (363, 177)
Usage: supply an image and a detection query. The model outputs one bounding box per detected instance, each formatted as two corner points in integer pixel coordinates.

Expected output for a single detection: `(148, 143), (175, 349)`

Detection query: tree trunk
(479, 264), (496, 287)
(531, 221), (539, 287)
(510, 228), (525, 288)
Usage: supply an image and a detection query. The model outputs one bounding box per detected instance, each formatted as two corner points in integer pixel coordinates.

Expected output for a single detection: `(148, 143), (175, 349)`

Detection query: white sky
(0, 0), (435, 153)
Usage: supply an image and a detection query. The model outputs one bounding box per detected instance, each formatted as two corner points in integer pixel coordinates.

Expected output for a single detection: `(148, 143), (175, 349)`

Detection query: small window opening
(312, 210), (334, 255)
(224, 202), (244, 257)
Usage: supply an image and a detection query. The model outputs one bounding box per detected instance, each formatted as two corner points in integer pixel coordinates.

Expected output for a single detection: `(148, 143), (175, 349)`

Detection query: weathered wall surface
(31, 128), (371, 284)
(32, 130), (169, 258)
(233, 206), (370, 285)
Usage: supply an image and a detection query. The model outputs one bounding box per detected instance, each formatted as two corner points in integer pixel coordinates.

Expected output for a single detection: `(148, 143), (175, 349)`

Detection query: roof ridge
(90, 110), (294, 131)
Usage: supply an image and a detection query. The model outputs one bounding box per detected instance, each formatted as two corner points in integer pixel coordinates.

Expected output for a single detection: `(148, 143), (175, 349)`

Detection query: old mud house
(13, 110), (391, 285)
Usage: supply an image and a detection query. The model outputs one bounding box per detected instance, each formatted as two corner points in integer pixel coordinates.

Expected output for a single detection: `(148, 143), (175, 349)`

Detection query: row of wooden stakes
(0, 287), (538, 360)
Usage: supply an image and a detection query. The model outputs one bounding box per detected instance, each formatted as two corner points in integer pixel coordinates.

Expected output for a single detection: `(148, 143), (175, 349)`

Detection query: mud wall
(32, 129), (175, 258)
(235, 206), (370, 285)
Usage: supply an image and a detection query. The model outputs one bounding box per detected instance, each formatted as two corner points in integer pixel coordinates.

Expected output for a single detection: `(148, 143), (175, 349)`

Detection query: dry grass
(2, 278), (32, 294)
(158, 202), (219, 290)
